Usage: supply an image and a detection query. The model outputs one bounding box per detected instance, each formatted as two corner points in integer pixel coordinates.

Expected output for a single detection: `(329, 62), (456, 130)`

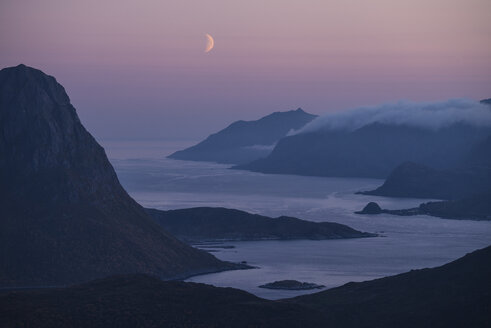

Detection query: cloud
(293, 99), (491, 134)
(243, 143), (276, 151)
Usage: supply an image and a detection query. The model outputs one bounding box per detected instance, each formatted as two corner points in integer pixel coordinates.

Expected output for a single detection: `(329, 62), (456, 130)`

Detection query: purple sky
(1, 0), (490, 140)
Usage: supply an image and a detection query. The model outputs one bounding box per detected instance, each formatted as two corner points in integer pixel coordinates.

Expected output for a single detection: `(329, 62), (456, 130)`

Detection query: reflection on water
(103, 140), (491, 300)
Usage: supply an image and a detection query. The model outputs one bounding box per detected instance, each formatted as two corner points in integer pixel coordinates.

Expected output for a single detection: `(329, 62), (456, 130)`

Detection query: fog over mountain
(294, 99), (491, 135)
(238, 98), (491, 179)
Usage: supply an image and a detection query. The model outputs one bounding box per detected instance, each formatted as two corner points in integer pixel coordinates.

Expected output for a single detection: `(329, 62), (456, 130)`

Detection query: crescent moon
(205, 33), (214, 53)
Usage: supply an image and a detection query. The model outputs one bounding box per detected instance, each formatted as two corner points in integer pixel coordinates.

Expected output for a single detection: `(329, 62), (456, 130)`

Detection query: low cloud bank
(293, 99), (491, 134)
(243, 143), (276, 151)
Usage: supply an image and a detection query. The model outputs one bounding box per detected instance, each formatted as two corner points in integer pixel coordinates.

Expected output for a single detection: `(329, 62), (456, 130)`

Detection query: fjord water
(103, 140), (491, 300)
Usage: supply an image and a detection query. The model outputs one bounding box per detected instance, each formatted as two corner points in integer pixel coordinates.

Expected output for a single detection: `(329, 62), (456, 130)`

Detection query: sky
(1, 0), (490, 141)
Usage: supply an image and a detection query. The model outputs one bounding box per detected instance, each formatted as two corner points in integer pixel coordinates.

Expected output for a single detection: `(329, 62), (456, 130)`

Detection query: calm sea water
(102, 140), (491, 300)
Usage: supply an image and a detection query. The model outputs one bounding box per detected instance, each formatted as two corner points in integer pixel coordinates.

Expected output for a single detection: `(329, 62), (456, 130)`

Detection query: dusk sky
(1, 0), (490, 140)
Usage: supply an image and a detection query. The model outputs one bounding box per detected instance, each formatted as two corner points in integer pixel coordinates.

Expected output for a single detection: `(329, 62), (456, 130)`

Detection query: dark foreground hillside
(290, 244), (491, 328)
(0, 275), (323, 328)
(2, 246), (490, 327)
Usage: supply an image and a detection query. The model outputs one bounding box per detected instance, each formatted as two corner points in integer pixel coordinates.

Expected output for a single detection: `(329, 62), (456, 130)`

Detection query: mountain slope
(1, 246), (490, 327)
(168, 108), (317, 164)
(0, 64), (235, 287)
(289, 245), (491, 328)
(360, 161), (491, 200)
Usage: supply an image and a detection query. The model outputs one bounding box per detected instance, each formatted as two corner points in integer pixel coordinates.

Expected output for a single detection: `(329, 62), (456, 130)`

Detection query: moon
(205, 33), (214, 53)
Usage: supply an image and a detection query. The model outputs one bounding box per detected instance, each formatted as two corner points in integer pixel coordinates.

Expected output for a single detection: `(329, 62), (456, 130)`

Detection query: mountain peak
(0, 65), (230, 287)
(0, 65), (97, 205)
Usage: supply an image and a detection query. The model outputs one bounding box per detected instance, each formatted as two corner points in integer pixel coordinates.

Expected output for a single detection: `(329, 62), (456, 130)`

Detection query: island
(259, 280), (325, 290)
(146, 207), (376, 243)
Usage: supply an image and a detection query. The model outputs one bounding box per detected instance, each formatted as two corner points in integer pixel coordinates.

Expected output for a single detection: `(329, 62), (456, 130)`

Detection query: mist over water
(103, 140), (491, 300)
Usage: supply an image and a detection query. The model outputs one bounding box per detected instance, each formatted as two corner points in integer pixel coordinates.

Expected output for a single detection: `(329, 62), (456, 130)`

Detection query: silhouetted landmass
(360, 162), (491, 200)
(356, 127), (491, 219)
(146, 207), (375, 242)
(289, 245), (491, 328)
(2, 246), (490, 327)
(361, 130), (491, 200)
(356, 192), (491, 220)
(418, 192), (491, 220)
(259, 280), (325, 290)
(0, 65), (237, 288)
(168, 108), (317, 164)
(481, 98), (491, 106)
(0, 274), (324, 328)
(355, 202), (383, 214)
(237, 122), (491, 178)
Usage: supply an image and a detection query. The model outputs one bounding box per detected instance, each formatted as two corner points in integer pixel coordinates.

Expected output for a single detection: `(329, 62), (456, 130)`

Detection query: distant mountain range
(2, 245), (490, 327)
(0, 65), (238, 287)
(146, 207), (375, 242)
(168, 108), (317, 164)
(236, 122), (491, 179)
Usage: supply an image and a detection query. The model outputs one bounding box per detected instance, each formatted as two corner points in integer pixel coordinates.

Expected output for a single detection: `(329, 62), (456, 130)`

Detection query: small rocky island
(259, 280), (325, 290)
(355, 202), (383, 214)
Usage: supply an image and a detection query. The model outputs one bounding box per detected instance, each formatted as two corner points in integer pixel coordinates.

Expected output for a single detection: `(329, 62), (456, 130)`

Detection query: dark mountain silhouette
(288, 244), (491, 327)
(416, 192), (491, 220)
(237, 122), (491, 179)
(168, 108), (317, 164)
(0, 65), (238, 287)
(358, 129), (491, 219)
(0, 274), (324, 328)
(2, 245), (490, 327)
(146, 207), (375, 242)
(360, 162), (491, 200)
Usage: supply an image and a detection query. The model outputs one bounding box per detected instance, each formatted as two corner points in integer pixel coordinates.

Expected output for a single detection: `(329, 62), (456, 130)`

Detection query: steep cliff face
(0, 65), (232, 287)
(0, 64), (123, 206)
